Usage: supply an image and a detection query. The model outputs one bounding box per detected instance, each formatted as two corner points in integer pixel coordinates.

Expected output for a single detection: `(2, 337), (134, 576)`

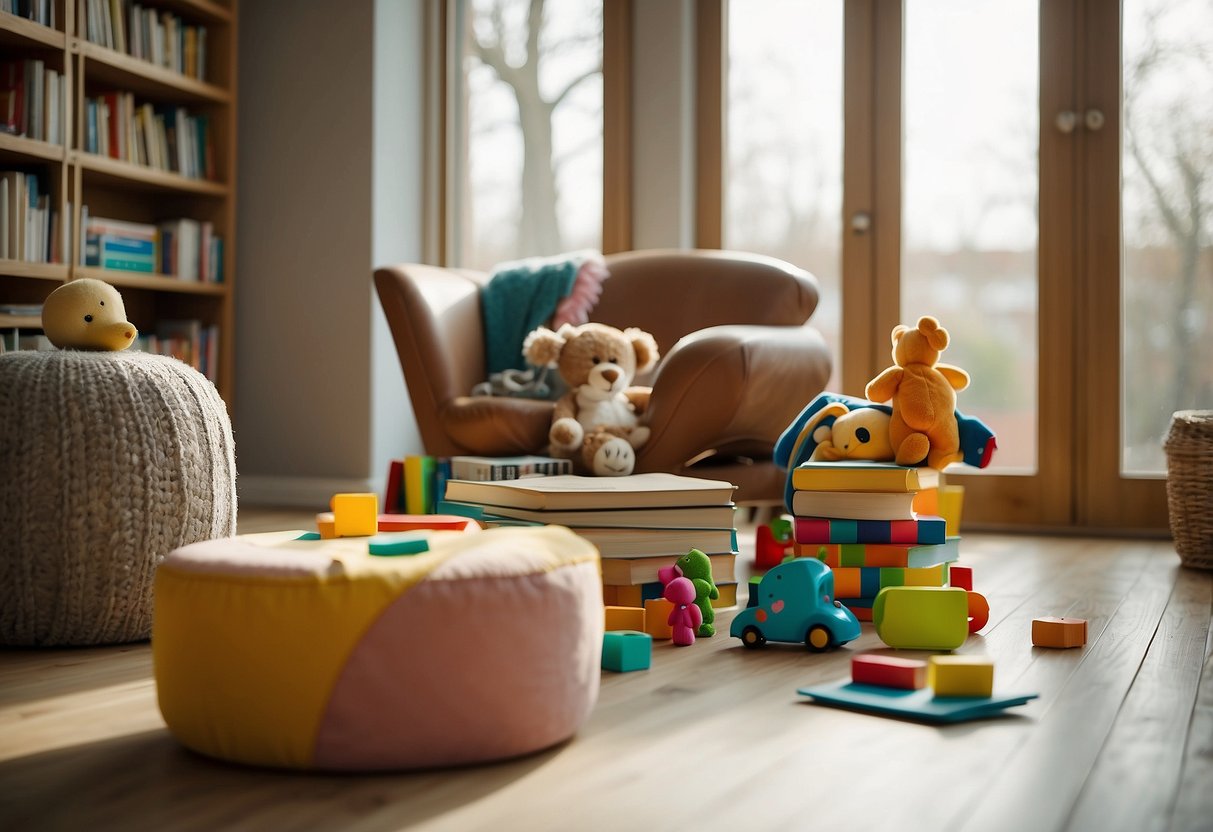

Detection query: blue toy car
(731, 558), (861, 651)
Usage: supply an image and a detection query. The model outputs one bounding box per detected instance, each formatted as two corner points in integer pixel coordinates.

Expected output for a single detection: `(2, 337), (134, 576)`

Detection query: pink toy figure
(664, 577), (703, 646)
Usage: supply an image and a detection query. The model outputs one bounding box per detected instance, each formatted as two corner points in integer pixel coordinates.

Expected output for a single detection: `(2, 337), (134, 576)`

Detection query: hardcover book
(791, 488), (918, 521)
(793, 536), (960, 568)
(450, 454), (573, 481)
(791, 460), (941, 493)
(794, 515), (948, 545)
(442, 473), (736, 512)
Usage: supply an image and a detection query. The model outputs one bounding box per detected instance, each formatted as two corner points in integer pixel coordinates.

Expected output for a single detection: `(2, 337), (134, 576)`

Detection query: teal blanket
(482, 255), (581, 375)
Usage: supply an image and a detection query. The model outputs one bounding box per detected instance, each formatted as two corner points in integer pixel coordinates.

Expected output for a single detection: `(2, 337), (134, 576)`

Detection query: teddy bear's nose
(601, 368), (620, 383)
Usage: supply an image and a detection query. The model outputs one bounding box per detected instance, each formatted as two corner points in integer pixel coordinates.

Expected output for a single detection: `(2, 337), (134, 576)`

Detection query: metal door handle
(1056, 111), (1078, 134)
(1085, 109), (1105, 131)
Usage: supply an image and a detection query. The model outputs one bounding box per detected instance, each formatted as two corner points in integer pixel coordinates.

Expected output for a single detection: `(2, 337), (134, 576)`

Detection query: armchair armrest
(635, 324), (831, 475)
(441, 396), (554, 457)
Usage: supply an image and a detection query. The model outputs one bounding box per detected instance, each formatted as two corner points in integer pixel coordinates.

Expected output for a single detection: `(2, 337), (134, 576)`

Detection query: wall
(236, 0), (421, 507)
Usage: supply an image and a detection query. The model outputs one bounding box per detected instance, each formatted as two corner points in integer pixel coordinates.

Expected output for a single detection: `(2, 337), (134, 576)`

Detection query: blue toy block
(295, 532), (322, 541)
(367, 532), (431, 556)
(602, 630), (652, 672)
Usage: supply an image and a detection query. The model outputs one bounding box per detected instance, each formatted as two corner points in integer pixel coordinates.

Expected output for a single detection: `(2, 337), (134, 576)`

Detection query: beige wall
(236, 1), (420, 506)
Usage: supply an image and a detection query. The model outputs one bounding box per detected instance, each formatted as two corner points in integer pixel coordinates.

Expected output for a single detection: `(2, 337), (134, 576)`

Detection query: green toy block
(295, 531), (322, 541)
(873, 586), (970, 651)
(602, 630), (652, 672)
(367, 532), (430, 556)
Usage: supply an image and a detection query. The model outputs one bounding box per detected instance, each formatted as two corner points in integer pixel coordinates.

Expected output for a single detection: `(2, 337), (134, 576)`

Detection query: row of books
(133, 319), (219, 382)
(1, 60), (65, 145)
(84, 92), (215, 181)
(785, 460), (959, 620)
(1, 0), (55, 26)
(1, 171), (67, 263)
(436, 471), (741, 604)
(383, 454), (577, 515)
(83, 0), (209, 82)
(81, 209), (223, 281)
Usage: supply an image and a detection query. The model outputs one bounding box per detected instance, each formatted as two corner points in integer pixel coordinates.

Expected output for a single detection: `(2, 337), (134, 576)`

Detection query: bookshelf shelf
(0, 312), (41, 328)
(0, 12), (66, 50)
(77, 152), (228, 195)
(0, 261), (70, 281)
(78, 41), (232, 104)
(1, 1), (237, 403)
(0, 133), (66, 164)
(74, 266), (227, 296)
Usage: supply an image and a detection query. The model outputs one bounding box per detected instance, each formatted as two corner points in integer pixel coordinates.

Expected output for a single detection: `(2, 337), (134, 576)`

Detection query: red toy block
(949, 564), (973, 591)
(1032, 616), (1087, 648)
(377, 513), (480, 533)
(852, 654), (928, 690)
(755, 524), (791, 568)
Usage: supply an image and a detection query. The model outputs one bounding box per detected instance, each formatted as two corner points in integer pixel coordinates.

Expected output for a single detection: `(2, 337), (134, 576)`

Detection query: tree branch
(549, 65), (602, 110)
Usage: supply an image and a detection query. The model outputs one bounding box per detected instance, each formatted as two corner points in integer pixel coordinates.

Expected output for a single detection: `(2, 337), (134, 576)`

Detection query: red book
(383, 459), (404, 513)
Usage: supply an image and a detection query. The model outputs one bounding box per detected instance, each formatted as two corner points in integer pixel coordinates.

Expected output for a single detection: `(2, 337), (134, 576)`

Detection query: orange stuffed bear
(864, 316), (970, 470)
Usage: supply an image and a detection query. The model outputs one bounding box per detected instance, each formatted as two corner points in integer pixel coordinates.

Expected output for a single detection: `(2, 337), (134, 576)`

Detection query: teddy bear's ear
(891, 324), (910, 345)
(917, 316), (949, 350)
(624, 328), (661, 373)
(522, 326), (567, 368)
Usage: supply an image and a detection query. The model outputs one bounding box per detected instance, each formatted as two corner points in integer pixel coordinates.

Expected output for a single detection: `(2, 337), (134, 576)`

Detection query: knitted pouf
(0, 350), (237, 646)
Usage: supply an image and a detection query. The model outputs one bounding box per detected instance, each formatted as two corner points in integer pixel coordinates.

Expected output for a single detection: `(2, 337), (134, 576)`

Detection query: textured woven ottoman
(153, 525), (603, 771)
(0, 350), (236, 646)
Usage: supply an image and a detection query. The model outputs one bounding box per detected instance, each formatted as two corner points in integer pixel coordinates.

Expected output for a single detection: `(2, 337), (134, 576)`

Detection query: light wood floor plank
(1169, 569), (1213, 832)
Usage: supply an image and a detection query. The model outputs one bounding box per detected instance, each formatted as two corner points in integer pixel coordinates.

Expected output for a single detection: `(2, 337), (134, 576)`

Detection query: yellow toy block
(929, 655), (994, 697)
(644, 598), (674, 640)
(937, 485), (965, 537)
(315, 512), (337, 539)
(905, 563), (944, 587)
(605, 606), (646, 632)
(331, 493), (379, 537)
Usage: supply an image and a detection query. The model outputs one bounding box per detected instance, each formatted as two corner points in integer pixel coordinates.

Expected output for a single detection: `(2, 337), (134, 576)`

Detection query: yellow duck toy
(41, 279), (138, 351)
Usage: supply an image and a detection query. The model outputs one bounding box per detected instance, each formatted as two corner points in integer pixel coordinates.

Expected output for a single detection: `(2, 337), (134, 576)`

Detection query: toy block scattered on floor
(949, 564), (973, 591)
(873, 586), (972, 651)
(1032, 616), (1088, 648)
(605, 606), (646, 632)
(330, 493), (379, 537)
(367, 533), (431, 556)
(928, 655), (994, 698)
(295, 531), (322, 541)
(602, 630), (652, 672)
(643, 598), (674, 640)
(852, 654), (927, 690)
(315, 513), (337, 539)
(967, 591), (990, 633)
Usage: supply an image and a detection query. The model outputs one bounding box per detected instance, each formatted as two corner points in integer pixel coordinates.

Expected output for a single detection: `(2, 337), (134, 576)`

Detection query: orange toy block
(644, 598), (674, 640)
(605, 606), (646, 632)
(331, 493), (379, 537)
(928, 655), (994, 697)
(852, 654), (927, 690)
(1032, 617), (1087, 648)
(315, 512), (337, 539)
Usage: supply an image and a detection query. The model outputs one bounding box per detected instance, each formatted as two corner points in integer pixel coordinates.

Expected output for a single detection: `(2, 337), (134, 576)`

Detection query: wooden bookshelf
(0, 0), (237, 405)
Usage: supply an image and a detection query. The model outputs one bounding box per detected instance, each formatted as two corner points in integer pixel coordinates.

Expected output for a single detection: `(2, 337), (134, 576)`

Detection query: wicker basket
(1165, 410), (1213, 570)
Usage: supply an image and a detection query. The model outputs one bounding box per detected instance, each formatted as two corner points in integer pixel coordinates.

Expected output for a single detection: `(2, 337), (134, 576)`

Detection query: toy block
(1032, 617), (1087, 648)
(367, 533), (431, 556)
(605, 606), (646, 632)
(949, 564), (973, 591)
(873, 586), (970, 651)
(852, 654), (928, 690)
(937, 485), (965, 537)
(330, 493), (379, 537)
(295, 531), (322, 541)
(967, 591), (990, 633)
(755, 524), (790, 568)
(643, 598), (674, 640)
(912, 486), (939, 516)
(602, 630), (652, 672)
(315, 513), (337, 539)
(377, 514), (480, 533)
(769, 515), (794, 544)
(929, 655), (994, 697)
(833, 568), (861, 598)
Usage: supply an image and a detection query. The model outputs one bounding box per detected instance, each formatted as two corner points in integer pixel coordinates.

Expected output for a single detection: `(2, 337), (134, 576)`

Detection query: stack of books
(439, 473), (740, 608)
(787, 461), (959, 621)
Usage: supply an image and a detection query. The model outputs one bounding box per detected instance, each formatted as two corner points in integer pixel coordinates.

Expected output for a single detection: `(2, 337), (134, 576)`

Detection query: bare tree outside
(1122, 0), (1213, 473)
(462, 0), (603, 269)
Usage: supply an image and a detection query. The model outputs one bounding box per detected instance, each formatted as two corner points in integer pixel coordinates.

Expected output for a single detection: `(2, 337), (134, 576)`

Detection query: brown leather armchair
(374, 249), (831, 504)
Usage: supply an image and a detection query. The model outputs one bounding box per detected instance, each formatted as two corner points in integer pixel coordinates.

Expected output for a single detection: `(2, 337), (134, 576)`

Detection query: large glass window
(725, 0), (843, 390)
(1122, 0), (1213, 474)
(457, 0), (603, 269)
(903, 1), (1040, 473)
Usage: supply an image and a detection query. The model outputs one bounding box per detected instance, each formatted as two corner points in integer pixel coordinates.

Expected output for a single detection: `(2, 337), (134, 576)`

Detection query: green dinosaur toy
(672, 548), (719, 637)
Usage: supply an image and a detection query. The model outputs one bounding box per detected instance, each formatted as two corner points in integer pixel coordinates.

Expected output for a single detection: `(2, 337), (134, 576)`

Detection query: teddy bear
(522, 322), (660, 476)
(864, 316), (970, 470)
(798, 401), (894, 463)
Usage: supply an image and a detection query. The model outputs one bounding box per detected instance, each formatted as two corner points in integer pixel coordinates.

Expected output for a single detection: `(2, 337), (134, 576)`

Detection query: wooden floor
(1, 510), (1210, 832)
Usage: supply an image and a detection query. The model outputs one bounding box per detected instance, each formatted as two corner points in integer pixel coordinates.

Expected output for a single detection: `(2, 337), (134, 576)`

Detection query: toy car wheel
(806, 625), (833, 653)
(740, 626), (767, 649)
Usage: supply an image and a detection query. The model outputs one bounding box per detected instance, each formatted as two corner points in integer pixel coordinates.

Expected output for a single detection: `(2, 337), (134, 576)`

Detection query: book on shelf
(794, 515), (948, 546)
(791, 460), (941, 493)
(84, 93), (214, 181)
(792, 536), (960, 569)
(0, 59), (64, 144)
(1, 1), (55, 26)
(131, 319), (219, 381)
(599, 551), (736, 587)
(83, 0), (209, 81)
(438, 499), (737, 531)
(449, 454), (574, 481)
(443, 473), (736, 512)
(791, 488), (918, 521)
(383, 459), (404, 514)
(1, 170), (59, 264)
(572, 525), (736, 559)
(603, 581), (739, 609)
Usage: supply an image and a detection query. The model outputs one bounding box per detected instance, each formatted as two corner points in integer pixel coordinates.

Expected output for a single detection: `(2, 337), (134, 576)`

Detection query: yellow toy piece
(41, 278), (138, 351)
(929, 655), (995, 697)
(604, 606), (646, 632)
(643, 598), (674, 640)
(873, 586), (970, 651)
(331, 493), (379, 537)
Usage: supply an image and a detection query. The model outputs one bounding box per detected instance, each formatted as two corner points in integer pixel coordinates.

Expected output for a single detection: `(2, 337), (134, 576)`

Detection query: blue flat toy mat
(797, 680), (1038, 724)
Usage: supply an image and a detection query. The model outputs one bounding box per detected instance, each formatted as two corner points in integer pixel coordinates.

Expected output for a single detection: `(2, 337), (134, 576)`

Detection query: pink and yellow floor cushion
(153, 525), (603, 771)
